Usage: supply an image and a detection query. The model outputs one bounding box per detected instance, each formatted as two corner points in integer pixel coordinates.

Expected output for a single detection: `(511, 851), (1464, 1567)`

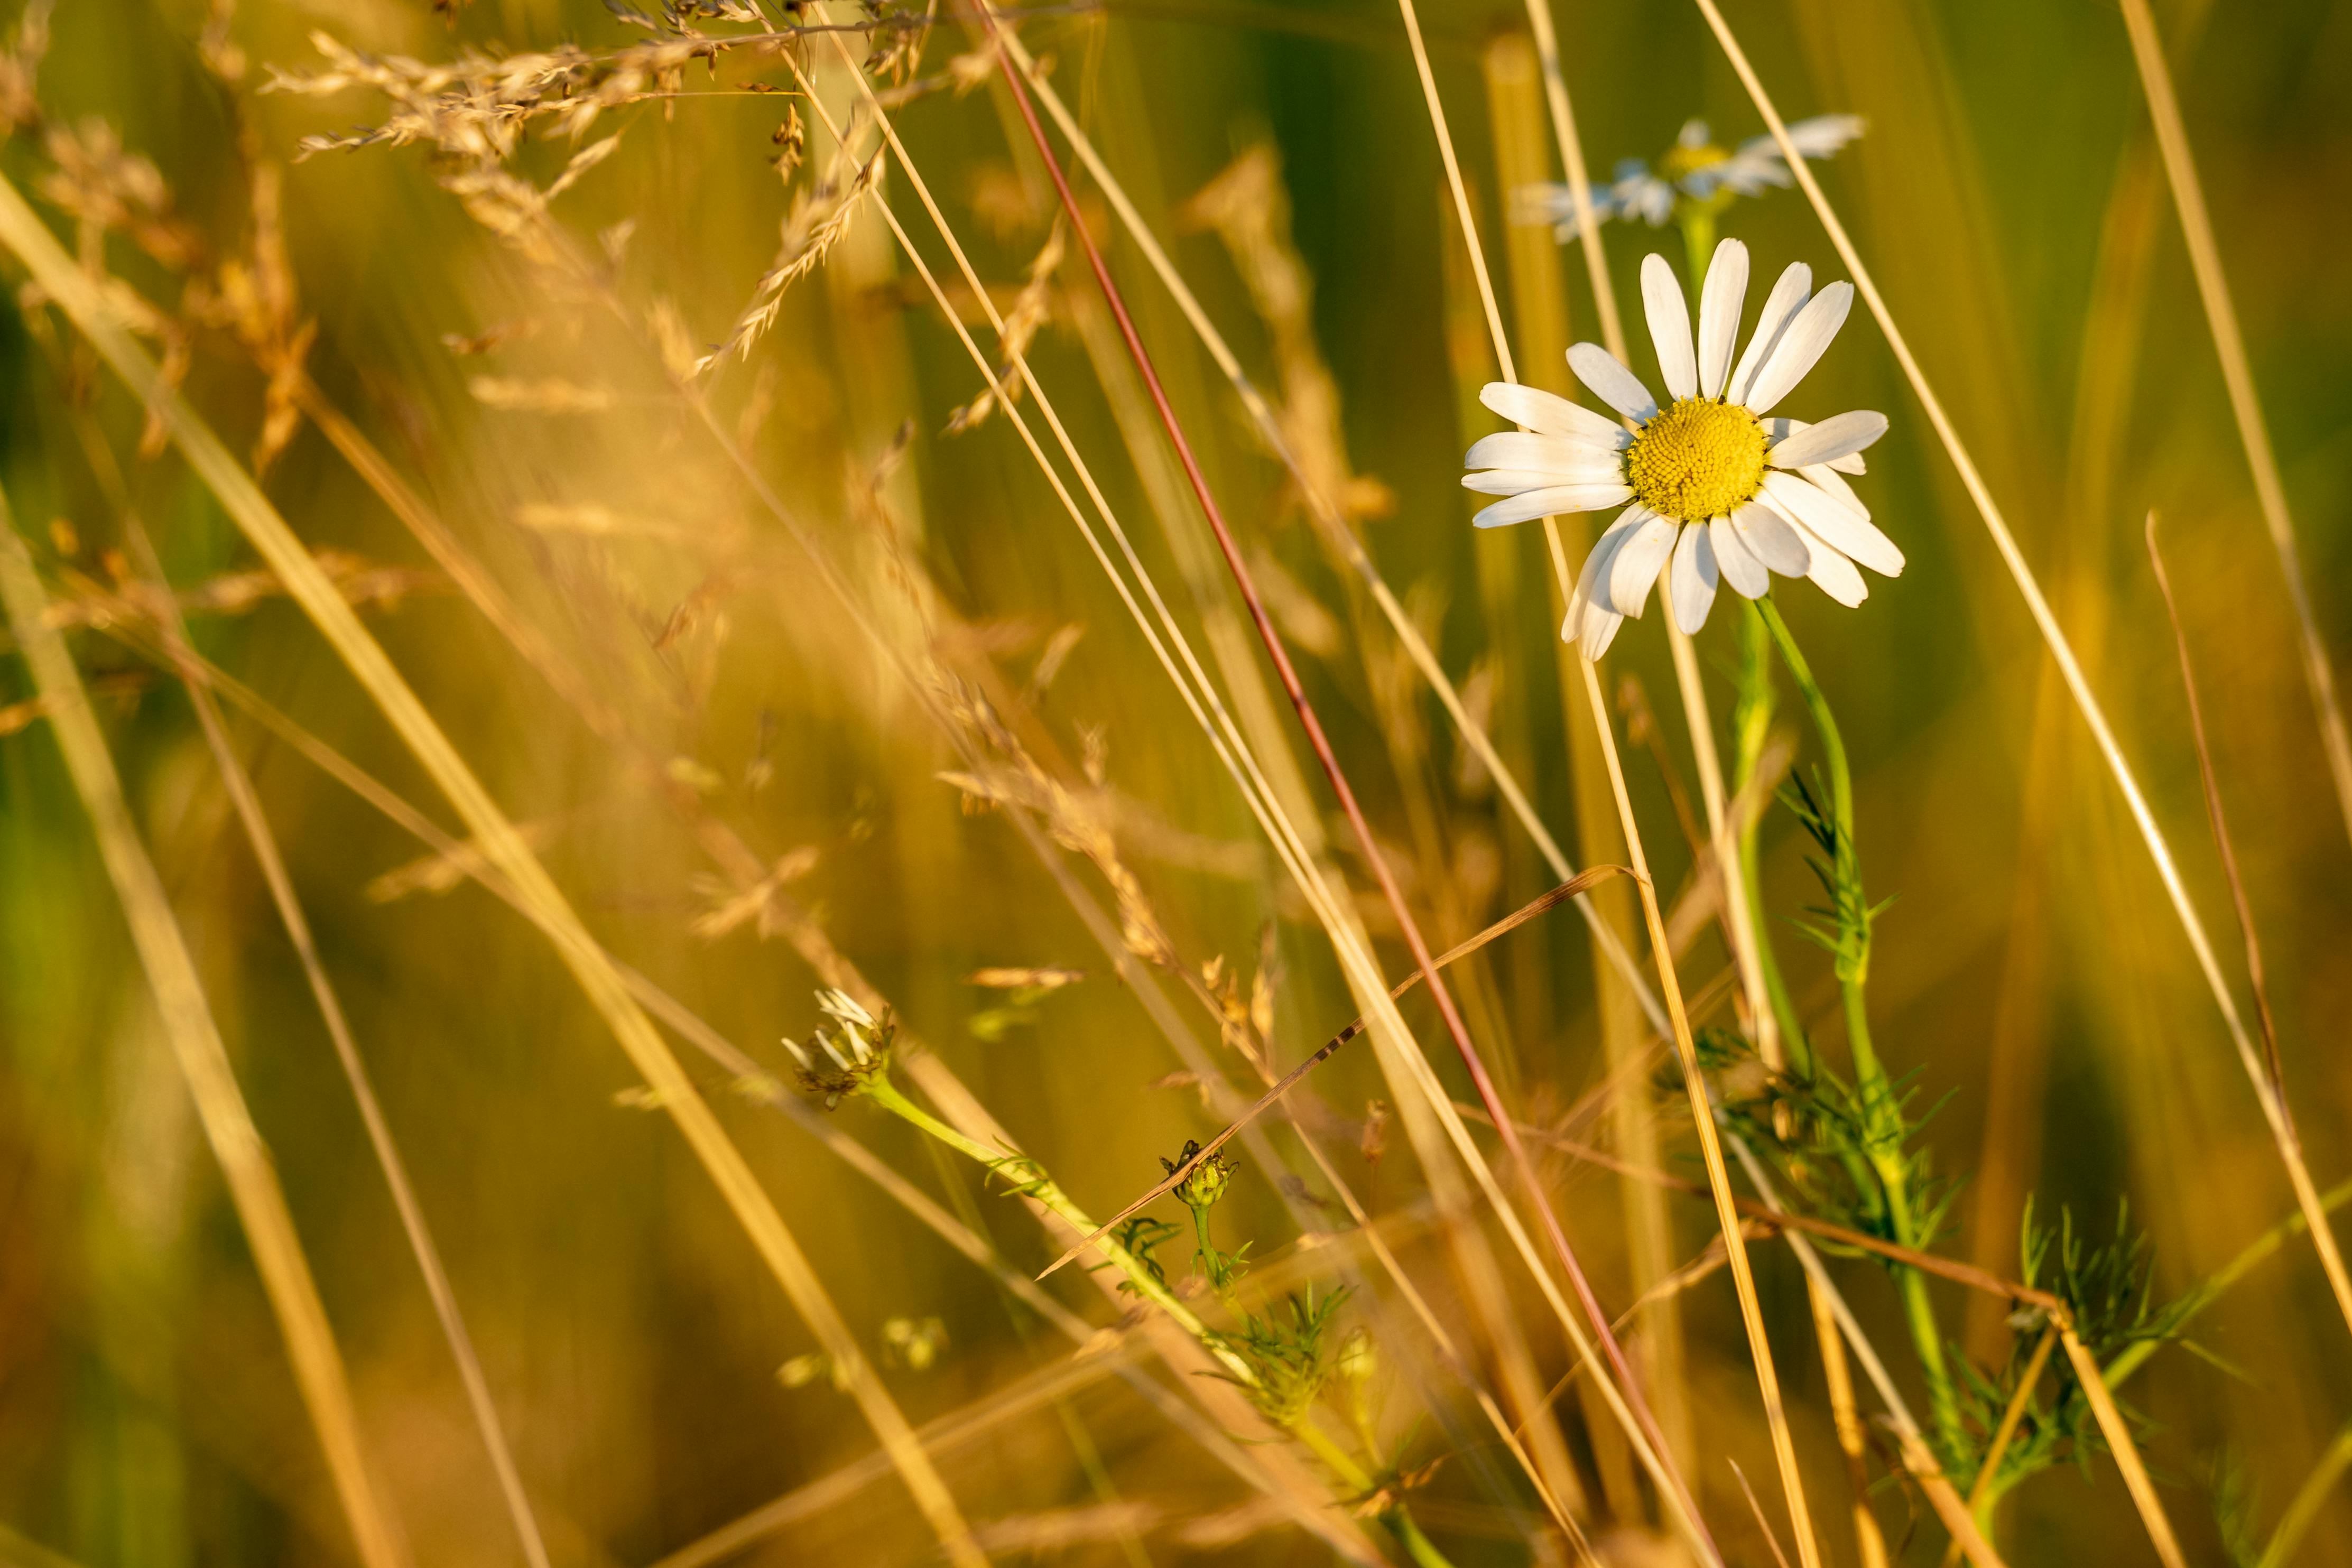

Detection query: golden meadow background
(2, 0), (2350, 1563)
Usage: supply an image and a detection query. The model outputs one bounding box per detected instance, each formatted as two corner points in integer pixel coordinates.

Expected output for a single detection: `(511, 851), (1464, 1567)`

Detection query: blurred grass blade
(0, 512), (411, 1568)
(2116, 0), (2352, 858)
(0, 171), (986, 1568)
(2256, 1423), (2352, 1568)
(1686, 0), (2352, 1353)
(162, 618), (554, 1568)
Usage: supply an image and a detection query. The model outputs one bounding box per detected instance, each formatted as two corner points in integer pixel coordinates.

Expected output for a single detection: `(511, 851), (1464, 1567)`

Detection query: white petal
(1696, 239), (1749, 398)
(1465, 430), (1626, 472)
(1670, 523), (1719, 634)
(1569, 343), (1659, 424)
(1607, 513), (1679, 618)
(1464, 466), (1623, 496)
(1479, 382), (1632, 447)
(1787, 521), (1869, 606)
(1571, 508), (1645, 617)
(1768, 409), (1887, 469)
(1800, 463), (1870, 517)
(1760, 471), (1903, 576)
(1764, 416), (1866, 475)
(1641, 254), (1698, 402)
(1727, 264), (1811, 407)
(1733, 500), (1811, 577)
(1710, 515), (1769, 598)
(1473, 483), (1634, 527)
(1574, 603), (1627, 656)
(1742, 281), (1856, 415)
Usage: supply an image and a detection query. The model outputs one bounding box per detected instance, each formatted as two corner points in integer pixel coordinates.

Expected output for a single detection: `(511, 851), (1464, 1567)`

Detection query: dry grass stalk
(0, 514), (410, 1568)
(1937, 1326), (2056, 1568)
(1728, 1143), (2009, 1568)
(1397, 0), (1810, 1552)
(975, 21), (1720, 1557)
(2058, 1329), (2187, 1568)
(1480, 33), (1695, 1489)
(155, 598), (554, 1568)
(0, 171), (987, 1568)
(2115, 0), (2352, 856)
(1808, 1282), (1891, 1568)
(795, 25), (1689, 1545)
(1688, 0), (2352, 1352)
(54, 384), (555, 1568)
(982, 23), (1661, 1026)
(2146, 514), (2288, 1106)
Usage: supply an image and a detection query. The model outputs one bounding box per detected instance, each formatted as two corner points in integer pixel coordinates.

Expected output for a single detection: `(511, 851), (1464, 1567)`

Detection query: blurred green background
(3, 0), (2351, 1563)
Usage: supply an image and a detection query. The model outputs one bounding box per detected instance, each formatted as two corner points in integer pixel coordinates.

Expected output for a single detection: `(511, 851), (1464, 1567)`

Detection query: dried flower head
(781, 988), (894, 1108)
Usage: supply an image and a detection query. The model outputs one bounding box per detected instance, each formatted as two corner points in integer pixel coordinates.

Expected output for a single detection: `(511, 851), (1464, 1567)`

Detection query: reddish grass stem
(977, 3), (1690, 1524)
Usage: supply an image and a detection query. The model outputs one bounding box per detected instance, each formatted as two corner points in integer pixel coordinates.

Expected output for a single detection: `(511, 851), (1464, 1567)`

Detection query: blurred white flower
(1464, 240), (1899, 653)
(1515, 115), (1863, 242)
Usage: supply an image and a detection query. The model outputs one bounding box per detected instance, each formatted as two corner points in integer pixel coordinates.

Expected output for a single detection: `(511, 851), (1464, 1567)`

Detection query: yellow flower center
(1660, 140), (1729, 183)
(1624, 397), (1768, 522)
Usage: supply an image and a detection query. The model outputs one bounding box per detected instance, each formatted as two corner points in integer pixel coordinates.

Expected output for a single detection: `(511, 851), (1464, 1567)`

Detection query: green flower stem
(1733, 602), (1812, 1073)
(1292, 1422), (1455, 1568)
(862, 1075), (1246, 1378)
(1755, 596), (1964, 1459)
(1678, 208), (1717, 290)
(1189, 1201), (1235, 1304)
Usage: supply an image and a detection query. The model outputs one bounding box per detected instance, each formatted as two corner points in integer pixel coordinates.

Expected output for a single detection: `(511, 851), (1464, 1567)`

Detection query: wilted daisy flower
(1464, 240), (1899, 653)
(1517, 115), (1863, 243)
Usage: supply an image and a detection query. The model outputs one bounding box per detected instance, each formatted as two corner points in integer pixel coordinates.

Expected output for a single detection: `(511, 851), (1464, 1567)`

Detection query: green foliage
(1210, 1284), (1354, 1430)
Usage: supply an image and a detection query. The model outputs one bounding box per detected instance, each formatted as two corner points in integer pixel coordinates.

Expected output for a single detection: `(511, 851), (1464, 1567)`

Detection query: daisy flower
(1517, 115), (1863, 243)
(1463, 239), (1900, 654)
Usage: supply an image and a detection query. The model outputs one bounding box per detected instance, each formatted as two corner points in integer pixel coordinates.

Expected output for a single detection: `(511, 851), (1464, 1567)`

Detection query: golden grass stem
(1937, 1326), (2056, 1568)
(1513, 0), (1625, 359)
(1686, 0), (2352, 1353)
(1807, 1277), (1891, 1568)
(0, 173), (985, 1568)
(2256, 1423), (2352, 1568)
(2146, 513), (2288, 1109)
(0, 515), (410, 1568)
(980, 23), (1664, 1028)
(797, 22), (1693, 1544)
(1726, 1140), (2008, 1568)
(2059, 1328), (2187, 1568)
(1482, 31), (1694, 1486)
(983, 26), (1662, 1556)
(2115, 0), (2352, 857)
(1573, 655), (1822, 1568)
(109, 519), (554, 1568)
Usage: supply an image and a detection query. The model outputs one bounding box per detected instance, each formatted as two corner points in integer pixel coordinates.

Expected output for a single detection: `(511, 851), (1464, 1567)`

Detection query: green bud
(1164, 1139), (1237, 1211)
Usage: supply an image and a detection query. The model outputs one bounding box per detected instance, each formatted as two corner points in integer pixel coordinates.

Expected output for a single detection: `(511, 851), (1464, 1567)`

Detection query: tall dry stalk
(2115, 0), (2352, 857)
(1479, 32), (1693, 1490)
(0, 511), (410, 1568)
